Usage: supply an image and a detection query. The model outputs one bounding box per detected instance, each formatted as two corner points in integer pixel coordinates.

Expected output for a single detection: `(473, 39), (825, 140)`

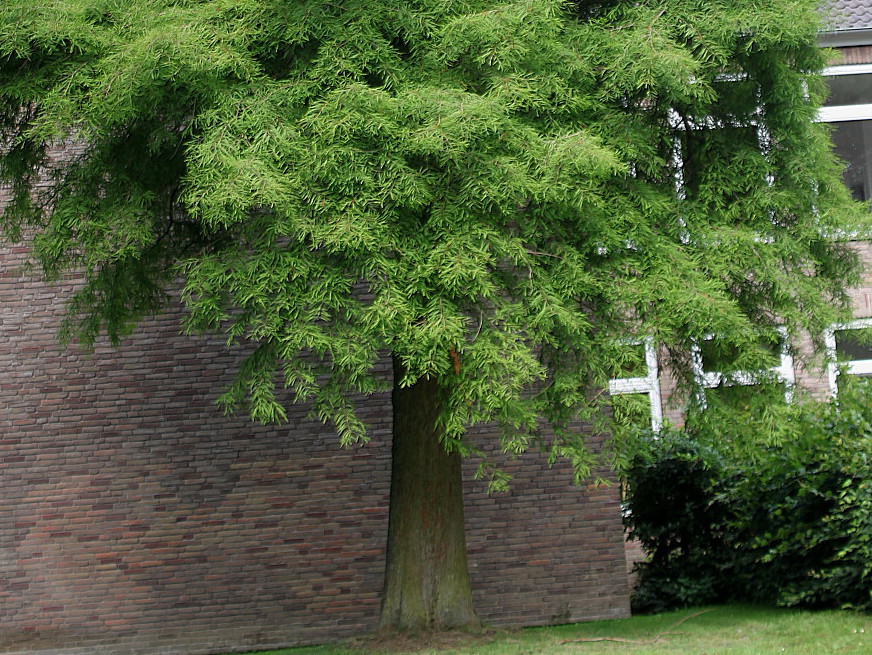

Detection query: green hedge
(623, 379), (872, 614)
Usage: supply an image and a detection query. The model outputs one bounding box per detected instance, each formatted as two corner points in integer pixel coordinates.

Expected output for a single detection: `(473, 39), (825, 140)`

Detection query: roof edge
(819, 27), (872, 47)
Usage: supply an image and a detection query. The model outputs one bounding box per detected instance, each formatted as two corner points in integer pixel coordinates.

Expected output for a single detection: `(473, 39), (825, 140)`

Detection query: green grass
(227, 605), (870, 654)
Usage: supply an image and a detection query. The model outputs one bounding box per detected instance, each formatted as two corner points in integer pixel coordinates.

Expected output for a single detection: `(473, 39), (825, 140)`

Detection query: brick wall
(843, 241), (872, 321)
(463, 428), (630, 628)
(795, 240), (872, 398)
(0, 237), (630, 655)
(833, 45), (872, 65)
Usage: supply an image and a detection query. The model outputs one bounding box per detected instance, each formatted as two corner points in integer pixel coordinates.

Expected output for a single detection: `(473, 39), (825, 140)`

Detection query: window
(692, 326), (795, 405)
(821, 64), (872, 126)
(818, 62), (872, 396)
(608, 339), (663, 431)
(824, 317), (872, 394)
(821, 64), (872, 205)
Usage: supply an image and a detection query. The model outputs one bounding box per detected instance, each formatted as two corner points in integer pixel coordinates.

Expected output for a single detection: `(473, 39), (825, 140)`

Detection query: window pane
(825, 73), (872, 107)
(830, 120), (872, 202)
(837, 371), (872, 395)
(705, 382), (786, 411)
(682, 126), (761, 204)
(698, 336), (781, 374)
(835, 327), (872, 361)
(612, 393), (653, 433)
(610, 343), (648, 379)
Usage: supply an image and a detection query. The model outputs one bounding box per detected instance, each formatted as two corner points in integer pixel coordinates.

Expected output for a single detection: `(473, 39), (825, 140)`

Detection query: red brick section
(794, 240), (872, 398)
(463, 427), (630, 628)
(0, 232), (629, 652)
(835, 45), (872, 64)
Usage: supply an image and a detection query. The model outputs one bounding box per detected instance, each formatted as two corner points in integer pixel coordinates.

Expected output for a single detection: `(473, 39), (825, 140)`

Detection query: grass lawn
(226, 605), (870, 654)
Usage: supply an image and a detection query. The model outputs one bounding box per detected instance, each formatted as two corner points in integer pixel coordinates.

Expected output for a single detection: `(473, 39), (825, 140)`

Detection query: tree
(0, 0), (865, 631)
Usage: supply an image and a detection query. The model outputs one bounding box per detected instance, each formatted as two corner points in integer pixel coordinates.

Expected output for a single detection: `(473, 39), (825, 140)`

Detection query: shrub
(622, 379), (872, 613)
(738, 379), (872, 611)
(622, 429), (734, 613)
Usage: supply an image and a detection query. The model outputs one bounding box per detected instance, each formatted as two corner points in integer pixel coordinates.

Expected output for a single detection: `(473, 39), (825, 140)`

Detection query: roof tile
(823, 0), (872, 32)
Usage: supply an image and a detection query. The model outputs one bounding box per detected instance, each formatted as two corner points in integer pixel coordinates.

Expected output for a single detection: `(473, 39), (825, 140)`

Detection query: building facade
(0, 161), (636, 655)
(0, 225), (630, 655)
(4, 3), (872, 654)
(607, 0), (872, 431)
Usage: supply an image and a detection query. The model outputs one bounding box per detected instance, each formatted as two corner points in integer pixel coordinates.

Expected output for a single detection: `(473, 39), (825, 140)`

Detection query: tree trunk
(379, 356), (479, 632)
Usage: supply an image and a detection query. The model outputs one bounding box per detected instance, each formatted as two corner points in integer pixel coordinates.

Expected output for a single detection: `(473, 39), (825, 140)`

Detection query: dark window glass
(837, 372), (872, 395)
(699, 336), (781, 374)
(830, 120), (872, 203)
(835, 328), (872, 361)
(705, 382), (785, 410)
(825, 73), (872, 107)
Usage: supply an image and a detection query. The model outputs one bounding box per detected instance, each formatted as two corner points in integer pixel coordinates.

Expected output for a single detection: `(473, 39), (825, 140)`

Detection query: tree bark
(379, 356), (479, 632)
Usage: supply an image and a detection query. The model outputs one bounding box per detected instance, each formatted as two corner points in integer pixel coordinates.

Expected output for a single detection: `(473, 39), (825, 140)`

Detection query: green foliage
(612, 392), (653, 433)
(728, 379), (872, 611)
(0, 0), (866, 473)
(624, 380), (872, 614)
(688, 380), (798, 455)
(623, 427), (734, 613)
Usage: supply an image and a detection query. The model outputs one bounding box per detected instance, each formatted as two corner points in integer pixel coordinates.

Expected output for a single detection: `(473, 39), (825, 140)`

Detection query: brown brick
(0, 203), (629, 654)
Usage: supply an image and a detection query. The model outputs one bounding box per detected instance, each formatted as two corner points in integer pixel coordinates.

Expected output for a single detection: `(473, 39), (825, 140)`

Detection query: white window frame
(824, 317), (872, 395)
(817, 65), (872, 398)
(691, 326), (796, 405)
(819, 64), (872, 123)
(608, 338), (663, 431)
(818, 65), (872, 396)
(814, 65), (872, 243)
